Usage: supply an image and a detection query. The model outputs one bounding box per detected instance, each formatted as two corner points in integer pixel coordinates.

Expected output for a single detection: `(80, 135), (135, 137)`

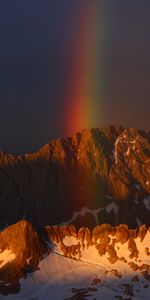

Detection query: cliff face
(0, 125), (150, 228)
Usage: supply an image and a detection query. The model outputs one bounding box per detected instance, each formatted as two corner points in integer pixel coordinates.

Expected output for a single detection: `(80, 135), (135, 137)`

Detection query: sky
(0, 1), (150, 154)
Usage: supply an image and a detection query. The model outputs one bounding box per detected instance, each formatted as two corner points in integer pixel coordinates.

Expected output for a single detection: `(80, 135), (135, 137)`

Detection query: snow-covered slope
(0, 222), (150, 299)
(0, 248), (149, 300)
(46, 224), (150, 275)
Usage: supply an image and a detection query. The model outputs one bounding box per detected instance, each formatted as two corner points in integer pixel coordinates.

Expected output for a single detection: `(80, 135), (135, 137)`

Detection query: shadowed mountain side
(0, 125), (150, 229)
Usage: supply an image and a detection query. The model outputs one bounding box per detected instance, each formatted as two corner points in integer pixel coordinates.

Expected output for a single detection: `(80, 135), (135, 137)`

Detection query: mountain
(0, 220), (150, 299)
(0, 125), (150, 229)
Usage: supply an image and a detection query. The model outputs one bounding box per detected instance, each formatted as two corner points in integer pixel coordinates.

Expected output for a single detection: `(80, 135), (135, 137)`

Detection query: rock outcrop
(0, 220), (46, 295)
(0, 125), (150, 228)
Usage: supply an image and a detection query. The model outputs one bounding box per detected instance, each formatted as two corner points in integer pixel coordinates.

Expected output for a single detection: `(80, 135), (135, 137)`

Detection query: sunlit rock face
(0, 125), (150, 228)
(0, 220), (46, 295)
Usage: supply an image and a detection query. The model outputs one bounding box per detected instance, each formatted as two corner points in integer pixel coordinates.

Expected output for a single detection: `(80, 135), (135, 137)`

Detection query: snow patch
(61, 207), (104, 226)
(0, 249), (16, 268)
(63, 236), (79, 247)
(105, 202), (119, 215)
(135, 184), (141, 191)
(143, 196), (150, 211)
(136, 218), (142, 226)
(27, 257), (32, 264)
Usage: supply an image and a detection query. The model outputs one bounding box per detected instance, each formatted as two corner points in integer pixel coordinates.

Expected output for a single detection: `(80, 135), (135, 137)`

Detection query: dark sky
(0, 1), (150, 154)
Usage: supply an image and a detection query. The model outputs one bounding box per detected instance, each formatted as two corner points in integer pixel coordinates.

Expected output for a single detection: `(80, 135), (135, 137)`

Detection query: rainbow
(61, 2), (107, 136)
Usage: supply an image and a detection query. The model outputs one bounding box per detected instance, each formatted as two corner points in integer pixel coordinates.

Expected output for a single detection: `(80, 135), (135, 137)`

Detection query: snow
(114, 137), (120, 164)
(61, 203), (120, 228)
(63, 236), (79, 246)
(113, 133), (141, 164)
(105, 203), (119, 215)
(136, 218), (142, 226)
(0, 249), (16, 268)
(0, 230), (150, 299)
(0, 253), (106, 300)
(27, 257), (32, 264)
(143, 196), (150, 211)
(135, 184), (141, 191)
(54, 232), (150, 275)
(135, 233), (150, 264)
(1, 245), (150, 300)
(60, 207), (104, 226)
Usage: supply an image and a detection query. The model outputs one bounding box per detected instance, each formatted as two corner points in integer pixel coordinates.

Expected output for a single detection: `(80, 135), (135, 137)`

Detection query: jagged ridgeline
(0, 125), (150, 228)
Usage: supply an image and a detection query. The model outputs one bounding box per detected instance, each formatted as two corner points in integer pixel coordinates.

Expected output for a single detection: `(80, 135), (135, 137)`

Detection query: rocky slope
(0, 125), (150, 228)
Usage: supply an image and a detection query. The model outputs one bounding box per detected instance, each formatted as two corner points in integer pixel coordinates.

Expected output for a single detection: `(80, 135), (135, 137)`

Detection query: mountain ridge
(0, 125), (150, 229)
